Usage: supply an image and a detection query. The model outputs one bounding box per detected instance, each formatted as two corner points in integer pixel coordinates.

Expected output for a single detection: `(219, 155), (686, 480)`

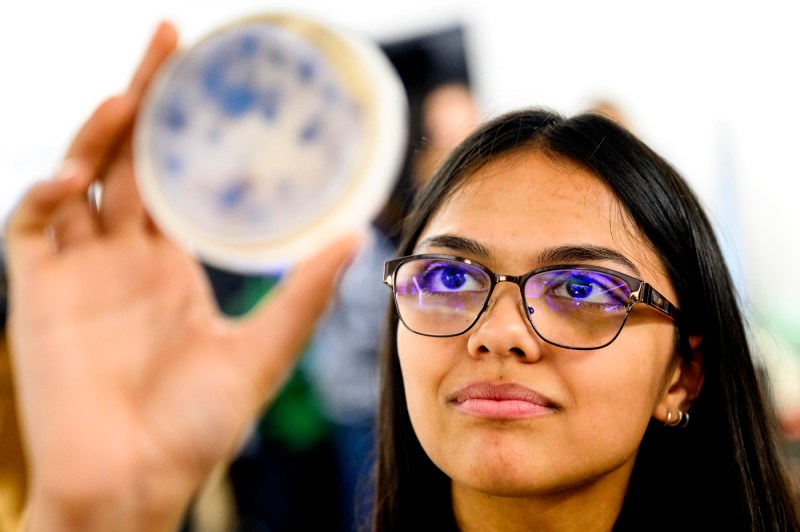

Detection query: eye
(540, 270), (630, 309)
(563, 278), (593, 299)
(418, 261), (487, 294)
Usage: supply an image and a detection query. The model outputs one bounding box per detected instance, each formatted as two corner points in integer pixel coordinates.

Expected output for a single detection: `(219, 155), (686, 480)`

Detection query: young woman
(5, 22), (798, 532)
(372, 109), (800, 530)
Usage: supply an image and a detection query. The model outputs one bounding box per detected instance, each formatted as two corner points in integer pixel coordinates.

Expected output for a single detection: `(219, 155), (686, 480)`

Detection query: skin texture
(397, 150), (701, 531)
(5, 22), (361, 531)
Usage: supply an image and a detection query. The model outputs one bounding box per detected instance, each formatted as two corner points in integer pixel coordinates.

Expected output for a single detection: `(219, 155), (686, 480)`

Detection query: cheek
(397, 326), (436, 418)
(396, 326), (458, 451)
(566, 321), (677, 434)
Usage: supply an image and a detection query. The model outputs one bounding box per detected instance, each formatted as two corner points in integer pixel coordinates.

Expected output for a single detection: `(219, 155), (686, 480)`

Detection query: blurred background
(4, 0), (799, 416)
(2, 0), (799, 528)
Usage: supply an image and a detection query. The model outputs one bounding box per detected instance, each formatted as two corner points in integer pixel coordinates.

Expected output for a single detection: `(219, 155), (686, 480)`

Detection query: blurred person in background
(585, 98), (630, 129)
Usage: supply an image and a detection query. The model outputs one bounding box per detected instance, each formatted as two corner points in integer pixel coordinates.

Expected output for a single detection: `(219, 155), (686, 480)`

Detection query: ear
(653, 335), (704, 423)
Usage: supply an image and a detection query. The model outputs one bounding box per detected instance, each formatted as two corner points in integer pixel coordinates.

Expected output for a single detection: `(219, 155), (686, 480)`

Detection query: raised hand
(5, 22), (360, 530)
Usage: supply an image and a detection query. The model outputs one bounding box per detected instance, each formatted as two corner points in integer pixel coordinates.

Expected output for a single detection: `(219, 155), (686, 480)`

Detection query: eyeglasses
(383, 254), (679, 350)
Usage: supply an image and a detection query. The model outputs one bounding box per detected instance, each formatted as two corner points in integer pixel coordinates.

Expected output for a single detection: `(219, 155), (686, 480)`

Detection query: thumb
(233, 232), (365, 397)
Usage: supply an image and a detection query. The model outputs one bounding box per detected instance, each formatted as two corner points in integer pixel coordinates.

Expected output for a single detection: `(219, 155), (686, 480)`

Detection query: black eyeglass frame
(383, 253), (680, 350)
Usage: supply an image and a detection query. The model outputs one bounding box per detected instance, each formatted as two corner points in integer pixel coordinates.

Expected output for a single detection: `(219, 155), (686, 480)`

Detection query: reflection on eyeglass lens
(394, 258), (634, 346)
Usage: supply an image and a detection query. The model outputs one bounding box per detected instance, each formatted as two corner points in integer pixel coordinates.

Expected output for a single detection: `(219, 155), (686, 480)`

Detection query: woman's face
(397, 149), (687, 502)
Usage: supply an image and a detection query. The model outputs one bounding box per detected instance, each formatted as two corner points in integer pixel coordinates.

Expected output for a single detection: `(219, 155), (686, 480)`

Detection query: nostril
(510, 347), (525, 357)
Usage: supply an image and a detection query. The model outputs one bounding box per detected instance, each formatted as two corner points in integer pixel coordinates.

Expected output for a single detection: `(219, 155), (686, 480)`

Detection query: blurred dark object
(303, 25), (478, 532)
(191, 263), (341, 531)
(381, 24), (472, 139)
(375, 24), (474, 245)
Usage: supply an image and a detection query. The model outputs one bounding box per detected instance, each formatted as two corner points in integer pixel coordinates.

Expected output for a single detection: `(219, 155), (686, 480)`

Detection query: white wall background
(3, 0), (799, 402)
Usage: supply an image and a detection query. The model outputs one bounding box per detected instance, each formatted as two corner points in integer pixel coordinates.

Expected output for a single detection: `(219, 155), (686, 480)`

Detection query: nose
(466, 283), (544, 362)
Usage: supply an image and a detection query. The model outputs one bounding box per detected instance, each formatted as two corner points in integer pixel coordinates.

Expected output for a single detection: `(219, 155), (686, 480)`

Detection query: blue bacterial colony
(145, 23), (364, 242)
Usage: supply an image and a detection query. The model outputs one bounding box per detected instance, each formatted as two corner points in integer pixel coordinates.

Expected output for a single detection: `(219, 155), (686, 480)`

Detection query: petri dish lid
(134, 13), (408, 273)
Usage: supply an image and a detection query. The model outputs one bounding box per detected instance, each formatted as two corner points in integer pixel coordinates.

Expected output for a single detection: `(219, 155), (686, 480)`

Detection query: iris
(440, 266), (467, 290)
(564, 277), (593, 299)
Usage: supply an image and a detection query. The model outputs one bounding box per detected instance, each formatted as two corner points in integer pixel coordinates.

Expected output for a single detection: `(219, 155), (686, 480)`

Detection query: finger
(48, 161), (101, 248)
(97, 22), (179, 233)
(127, 21), (179, 101)
(236, 233), (365, 395)
(63, 94), (137, 178)
(97, 141), (147, 233)
(5, 163), (95, 273)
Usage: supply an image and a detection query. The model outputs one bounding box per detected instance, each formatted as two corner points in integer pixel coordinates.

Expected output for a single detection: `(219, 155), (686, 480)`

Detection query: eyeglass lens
(393, 257), (633, 348)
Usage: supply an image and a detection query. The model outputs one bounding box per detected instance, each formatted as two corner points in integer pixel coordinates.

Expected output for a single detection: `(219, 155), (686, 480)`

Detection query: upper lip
(447, 382), (557, 408)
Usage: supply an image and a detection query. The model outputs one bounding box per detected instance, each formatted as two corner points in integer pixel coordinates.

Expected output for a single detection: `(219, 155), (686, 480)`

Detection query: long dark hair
(373, 109), (799, 531)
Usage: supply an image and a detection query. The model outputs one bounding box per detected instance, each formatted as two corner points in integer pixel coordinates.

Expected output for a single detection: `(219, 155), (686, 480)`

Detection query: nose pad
(468, 290), (542, 360)
(481, 286), (533, 326)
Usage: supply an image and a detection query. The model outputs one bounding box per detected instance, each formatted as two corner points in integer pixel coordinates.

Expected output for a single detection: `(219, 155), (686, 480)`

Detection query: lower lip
(453, 399), (553, 419)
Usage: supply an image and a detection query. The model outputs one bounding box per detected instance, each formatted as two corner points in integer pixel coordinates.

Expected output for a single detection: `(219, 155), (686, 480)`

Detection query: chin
(452, 468), (568, 499)
(447, 454), (615, 500)
(446, 454), (555, 496)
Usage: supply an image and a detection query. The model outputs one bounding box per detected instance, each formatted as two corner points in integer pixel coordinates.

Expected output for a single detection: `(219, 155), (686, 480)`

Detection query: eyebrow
(415, 235), (640, 275)
(415, 235), (493, 259)
(537, 245), (640, 275)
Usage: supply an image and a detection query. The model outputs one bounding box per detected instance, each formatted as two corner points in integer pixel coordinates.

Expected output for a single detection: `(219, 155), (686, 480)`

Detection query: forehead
(417, 149), (667, 282)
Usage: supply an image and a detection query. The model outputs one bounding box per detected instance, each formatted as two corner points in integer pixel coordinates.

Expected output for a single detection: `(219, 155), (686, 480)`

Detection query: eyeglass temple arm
(630, 283), (678, 320)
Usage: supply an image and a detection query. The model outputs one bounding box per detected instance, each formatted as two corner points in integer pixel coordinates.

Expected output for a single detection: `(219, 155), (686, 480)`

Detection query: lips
(448, 382), (557, 419)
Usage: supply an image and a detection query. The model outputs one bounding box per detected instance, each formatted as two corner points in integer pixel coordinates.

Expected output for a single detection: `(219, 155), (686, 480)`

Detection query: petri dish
(134, 13), (407, 273)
